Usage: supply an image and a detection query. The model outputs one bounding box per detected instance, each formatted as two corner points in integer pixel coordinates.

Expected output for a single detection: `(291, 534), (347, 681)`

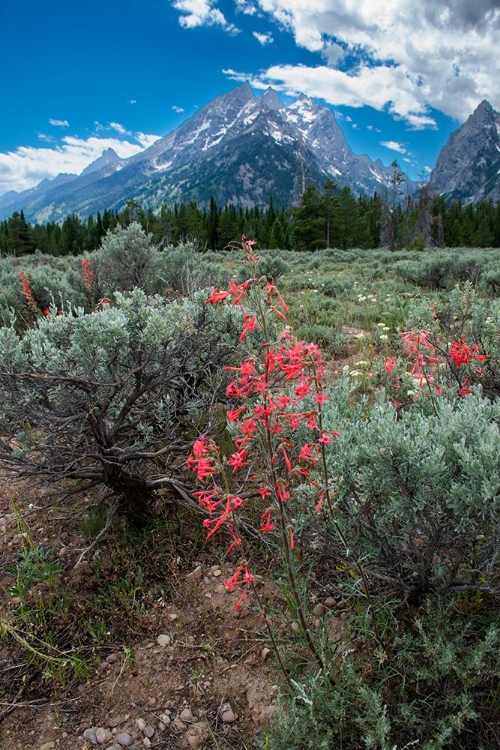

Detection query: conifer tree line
(2, 182), (500, 256)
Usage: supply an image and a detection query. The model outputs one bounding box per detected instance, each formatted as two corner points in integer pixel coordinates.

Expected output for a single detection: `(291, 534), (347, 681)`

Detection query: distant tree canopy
(2, 186), (500, 256)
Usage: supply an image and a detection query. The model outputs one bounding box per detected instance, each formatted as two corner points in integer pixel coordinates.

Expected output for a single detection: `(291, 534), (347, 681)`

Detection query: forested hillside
(3, 182), (500, 257)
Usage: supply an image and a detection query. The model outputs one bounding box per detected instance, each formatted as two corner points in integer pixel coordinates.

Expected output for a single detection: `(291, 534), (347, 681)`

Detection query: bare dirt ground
(0, 475), (280, 750)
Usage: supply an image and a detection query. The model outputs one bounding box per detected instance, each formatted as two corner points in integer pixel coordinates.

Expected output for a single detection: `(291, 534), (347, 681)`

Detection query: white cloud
(253, 30), (273, 45)
(136, 132), (161, 148)
(172, 105), (185, 113)
(380, 140), (407, 154)
(225, 62), (433, 122)
(0, 132), (161, 196)
(130, 99), (137, 104)
(172, 0), (239, 32)
(109, 121), (130, 135)
(49, 118), (69, 127)
(222, 0), (500, 123)
(235, 0), (257, 14)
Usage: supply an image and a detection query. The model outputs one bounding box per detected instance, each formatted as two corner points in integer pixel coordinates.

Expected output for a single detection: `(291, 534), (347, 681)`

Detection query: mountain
(0, 85), (412, 223)
(80, 147), (121, 177)
(429, 100), (500, 203)
(0, 173), (77, 217)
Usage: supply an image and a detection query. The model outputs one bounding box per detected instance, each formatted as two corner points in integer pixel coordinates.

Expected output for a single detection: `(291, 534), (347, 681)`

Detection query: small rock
(313, 603), (327, 617)
(106, 653), (119, 664)
(167, 613), (178, 622)
(108, 716), (129, 728)
(172, 718), (186, 731)
(261, 647), (271, 661)
(83, 727), (98, 745)
(115, 732), (134, 746)
(186, 565), (203, 581)
(220, 708), (237, 724)
(96, 727), (113, 744)
(143, 725), (154, 738)
(212, 568), (222, 577)
(39, 743), (55, 750)
(143, 739), (151, 749)
(179, 708), (194, 723)
(291, 622), (300, 633)
(136, 718), (146, 732)
(156, 634), (171, 647)
(158, 721), (167, 731)
(324, 596), (337, 608)
(186, 721), (210, 749)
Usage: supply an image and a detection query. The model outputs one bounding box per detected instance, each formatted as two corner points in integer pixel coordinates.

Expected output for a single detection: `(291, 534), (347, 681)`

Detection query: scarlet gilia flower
(227, 449), (249, 473)
(239, 312), (260, 341)
(383, 357), (397, 375)
(224, 563), (255, 611)
(19, 271), (38, 313)
(449, 338), (490, 368)
(203, 495), (243, 540)
(186, 436), (218, 481)
(205, 287), (231, 304)
(258, 508), (275, 533)
(399, 329), (442, 400)
(459, 381), (472, 396)
(228, 279), (251, 305)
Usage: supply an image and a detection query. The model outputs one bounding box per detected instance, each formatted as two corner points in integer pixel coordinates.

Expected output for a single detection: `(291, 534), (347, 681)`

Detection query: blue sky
(1, 0), (499, 197)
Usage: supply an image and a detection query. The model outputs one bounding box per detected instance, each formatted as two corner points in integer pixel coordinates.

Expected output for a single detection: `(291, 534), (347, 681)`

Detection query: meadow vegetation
(0, 224), (499, 748)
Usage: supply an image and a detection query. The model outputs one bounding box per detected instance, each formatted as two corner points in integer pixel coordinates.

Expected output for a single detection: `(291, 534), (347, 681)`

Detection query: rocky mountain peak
(260, 87), (285, 111)
(81, 148), (121, 177)
(429, 98), (500, 203)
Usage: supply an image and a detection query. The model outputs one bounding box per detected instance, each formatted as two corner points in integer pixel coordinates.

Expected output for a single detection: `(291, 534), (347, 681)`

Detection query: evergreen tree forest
(2, 184), (500, 257)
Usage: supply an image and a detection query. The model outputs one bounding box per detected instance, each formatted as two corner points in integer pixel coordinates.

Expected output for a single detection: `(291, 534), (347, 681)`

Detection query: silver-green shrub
(0, 289), (240, 526)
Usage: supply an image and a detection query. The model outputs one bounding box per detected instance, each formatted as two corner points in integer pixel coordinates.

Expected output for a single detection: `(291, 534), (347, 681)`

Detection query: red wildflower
(228, 279), (251, 305)
(459, 379), (472, 396)
(227, 449), (249, 473)
(258, 509), (275, 534)
(81, 258), (95, 293)
(383, 357), (397, 375)
(206, 287), (231, 304)
(239, 312), (260, 341)
(449, 338), (490, 368)
(313, 391), (330, 406)
(19, 271), (38, 313)
(224, 564), (254, 592)
(227, 406), (247, 422)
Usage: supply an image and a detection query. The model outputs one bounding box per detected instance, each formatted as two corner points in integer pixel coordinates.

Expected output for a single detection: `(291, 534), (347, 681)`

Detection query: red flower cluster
(223, 564), (255, 611)
(449, 338), (490, 368)
(81, 258), (95, 294)
(449, 338), (490, 397)
(187, 237), (339, 609)
(19, 271), (38, 313)
(399, 329), (442, 398)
